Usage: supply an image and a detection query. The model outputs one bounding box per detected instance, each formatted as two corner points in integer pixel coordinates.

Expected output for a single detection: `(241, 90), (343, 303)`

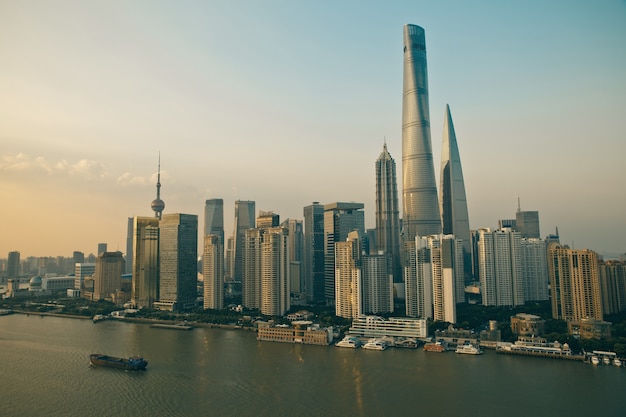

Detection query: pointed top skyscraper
(439, 104), (471, 279)
(402, 24), (441, 240)
(151, 154), (165, 220)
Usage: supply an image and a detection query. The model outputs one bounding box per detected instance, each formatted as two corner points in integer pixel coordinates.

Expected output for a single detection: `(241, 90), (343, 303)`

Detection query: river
(0, 314), (623, 417)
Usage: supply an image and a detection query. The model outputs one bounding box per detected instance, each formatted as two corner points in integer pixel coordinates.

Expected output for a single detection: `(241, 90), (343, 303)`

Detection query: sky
(1, 0), (625, 259)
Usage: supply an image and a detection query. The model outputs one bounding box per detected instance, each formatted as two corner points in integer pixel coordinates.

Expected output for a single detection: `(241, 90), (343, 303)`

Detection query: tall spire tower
(151, 154), (165, 220)
(402, 24), (441, 241)
(439, 104), (471, 277)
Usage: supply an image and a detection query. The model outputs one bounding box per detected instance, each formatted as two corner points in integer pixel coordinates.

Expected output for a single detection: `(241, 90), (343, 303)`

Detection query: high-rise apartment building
(477, 228), (524, 307)
(260, 227), (290, 316)
(257, 211), (280, 228)
(203, 234), (224, 310)
(404, 238), (432, 319)
(303, 202), (325, 303)
(521, 238), (549, 301)
(131, 216), (160, 309)
(375, 143), (402, 283)
(74, 262), (95, 291)
(335, 231), (362, 319)
(402, 24), (441, 241)
(157, 213), (198, 312)
(439, 105), (471, 280)
(430, 235), (464, 323)
(232, 200), (255, 283)
(324, 202), (365, 304)
(599, 260), (626, 315)
(548, 244), (602, 321)
(93, 251), (125, 301)
(361, 252), (394, 315)
(282, 218), (304, 295)
(7, 251), (21, 278)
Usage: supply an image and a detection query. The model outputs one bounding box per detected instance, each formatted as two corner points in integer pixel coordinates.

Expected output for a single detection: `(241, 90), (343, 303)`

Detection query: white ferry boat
(590, 356), (600, 366)
(613, 357), (622, 367)
(335, 336), (362, 348)
(455, 342), (483, 355)
(362, 339), (388, 351)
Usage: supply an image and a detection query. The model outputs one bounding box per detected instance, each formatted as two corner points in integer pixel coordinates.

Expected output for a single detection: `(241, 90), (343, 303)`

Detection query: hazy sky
(1, 0), (625, 259)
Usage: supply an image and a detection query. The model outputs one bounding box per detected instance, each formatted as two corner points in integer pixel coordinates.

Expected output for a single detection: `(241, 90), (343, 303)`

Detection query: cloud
(117, 172), (150, 186)
(0, 153), (108, 180)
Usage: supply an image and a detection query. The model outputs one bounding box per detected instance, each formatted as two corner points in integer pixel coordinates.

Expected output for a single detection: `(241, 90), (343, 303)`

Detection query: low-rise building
(348, 315), (427, 339)
(257, 321), (333, 345)
(568, 318), (612, 339)
(510, 313), (545, 336)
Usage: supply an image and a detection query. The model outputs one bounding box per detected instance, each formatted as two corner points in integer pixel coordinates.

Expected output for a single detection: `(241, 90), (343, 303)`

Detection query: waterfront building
(515, 209), (540, 239)
(242, 228), (264, 309)
(93, 251), (125, 301)
(567, 318), (612, 339)
(375, 142), (402, 283)
(439, 105), (471, 281)
(303, 202), (325, 303)
(232, 200), (256, 284)
(260, 227), (290, 316)
(404, 238), (432, 319)
(324, 202), (365, 304)
(257, 321), (332, 345)
(361, 253), (394, 315)
(401, 24), (441, 241)
(477, 228), (524, 307)
(131, 216), (160, 309)
(548, 243), (603, 321)
(7, 251), (20, 278)
(203, 234), (223, 310)
(335, 231), (362, 319)
(510, 313), (545, 336)
(125, 218), (133, 274)
(156, 213), (198, 312)
(349, 315), (428, 339)
(74, 262), (95, 291)
(428, 235), (463, 323)
(599, 260), (626, 314)
(521, 238), (549, 301)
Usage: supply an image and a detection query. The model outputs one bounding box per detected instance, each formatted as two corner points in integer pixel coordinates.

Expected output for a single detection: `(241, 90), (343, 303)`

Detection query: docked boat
(423, 341), (448, 352)
(92, 314), (108, 323)
(335, 336), (363, 348)
(613, 358), (622, 367)
(89, 354), (148, 371)
(603, 356), (611, 365)
(362, 339), (388, 351)
(455, 342), (483, 355)
(590, 356), (600, 366)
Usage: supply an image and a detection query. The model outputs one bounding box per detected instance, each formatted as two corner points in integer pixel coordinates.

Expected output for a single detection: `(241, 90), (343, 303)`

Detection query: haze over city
(1, 0), (625, 258)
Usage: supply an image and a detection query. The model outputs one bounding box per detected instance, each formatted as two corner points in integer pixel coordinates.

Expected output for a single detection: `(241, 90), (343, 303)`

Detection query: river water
(0, 314), (623, 417)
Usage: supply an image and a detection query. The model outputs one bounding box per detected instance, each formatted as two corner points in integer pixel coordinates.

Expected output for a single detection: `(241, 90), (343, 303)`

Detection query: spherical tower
(151, 155), (165, 219)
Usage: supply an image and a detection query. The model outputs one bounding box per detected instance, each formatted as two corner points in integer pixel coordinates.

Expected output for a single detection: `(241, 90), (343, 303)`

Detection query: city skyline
(1, 1), (625, 258)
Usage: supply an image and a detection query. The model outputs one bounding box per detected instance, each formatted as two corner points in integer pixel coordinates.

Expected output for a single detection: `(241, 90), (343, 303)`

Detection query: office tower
(375, 142), (402, 283)
(548, 244), (602, 321)
(303, 202), (325, 303)
(232, 200), (256, 283)
(225, 236), (234, 281)
(362, 252), (394, 315)
(243, 228), (264, 309)
(97, 243), (107, 256)
(125, 218), (133, 274)
(521, 238), (549, 301)
(260, 227), (290, 316)
(257, 211), (280, 228)
(402, 24), (441, 241)
(516, 209), (540, 239)
(335, 231), (362, 319)
(204, 199), (225, 243)
(73, 251), (85, 264)
(93, 251), (125, 301)
(498, 219), (516, 230)
(477, 228), (524, 307)
(282, 218), (304, 295)
(7, 251), (20, 278)
(203, 234), (224, 310)
(324, 202), (365, 304)
(404, 238), (433, 319)
(599, 260), (626, 314)
(439, 105), (471, 280)
(429, 235), (464, 322)
(131, 216), (160, 309)
(74, 262), (95, 291)
(151, 156), (165, 220)
(157, 213), (198, 312)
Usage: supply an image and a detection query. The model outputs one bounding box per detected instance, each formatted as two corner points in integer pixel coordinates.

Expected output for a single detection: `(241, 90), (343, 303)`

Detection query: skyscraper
(131, 216), (160, 309)
(204, 199), (225, 244)
(74, 262), (95, 291)
(7, 251), (20, 278)
(203, 234), (224, 310)
(232, 200), (255, 284)
(260, 227), (290, 316)
(157, 213), (198, 312)
(404, 238), (432, 319)
(521, 238), (549, 301)
(282, 218), (304, 295)
(97, 243), (107, 256)
(303, 202), (325, 303)
(93, 251), (125, 301)
(429, 235), (463, 323)
(375, 142), (402, 283)
(439, 104), (471, 279)
(402, 24), (441, 241)
(335, 231), (362, 319)
(151, 155), (165, 220)
(361, 252), (394, 315)
(125, 217), (133, 274)
(516, 208), (540, 239)
(324, 202), (365, 304)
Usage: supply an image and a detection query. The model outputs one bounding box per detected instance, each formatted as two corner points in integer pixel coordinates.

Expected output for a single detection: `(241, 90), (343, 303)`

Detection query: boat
(590, 356), (600, 365)
(613, 358), (622, 367)
(150, 323), (193, 330)
(335, 336), (362, 348)
(92, 314), (108, 323)
(455, 342), (482, 355)
(423, 341), (448, 352)
(89, 354), (148, 371)
(362, 339), (388, 351)
(603, 356), (611, 365)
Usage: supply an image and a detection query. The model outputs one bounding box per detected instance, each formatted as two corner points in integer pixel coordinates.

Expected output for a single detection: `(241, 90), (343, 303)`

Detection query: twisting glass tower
(402, 24), (441, 241)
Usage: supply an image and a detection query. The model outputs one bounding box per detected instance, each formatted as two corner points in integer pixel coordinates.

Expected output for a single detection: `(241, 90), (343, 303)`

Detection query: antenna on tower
(151, 152), (165, 220)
